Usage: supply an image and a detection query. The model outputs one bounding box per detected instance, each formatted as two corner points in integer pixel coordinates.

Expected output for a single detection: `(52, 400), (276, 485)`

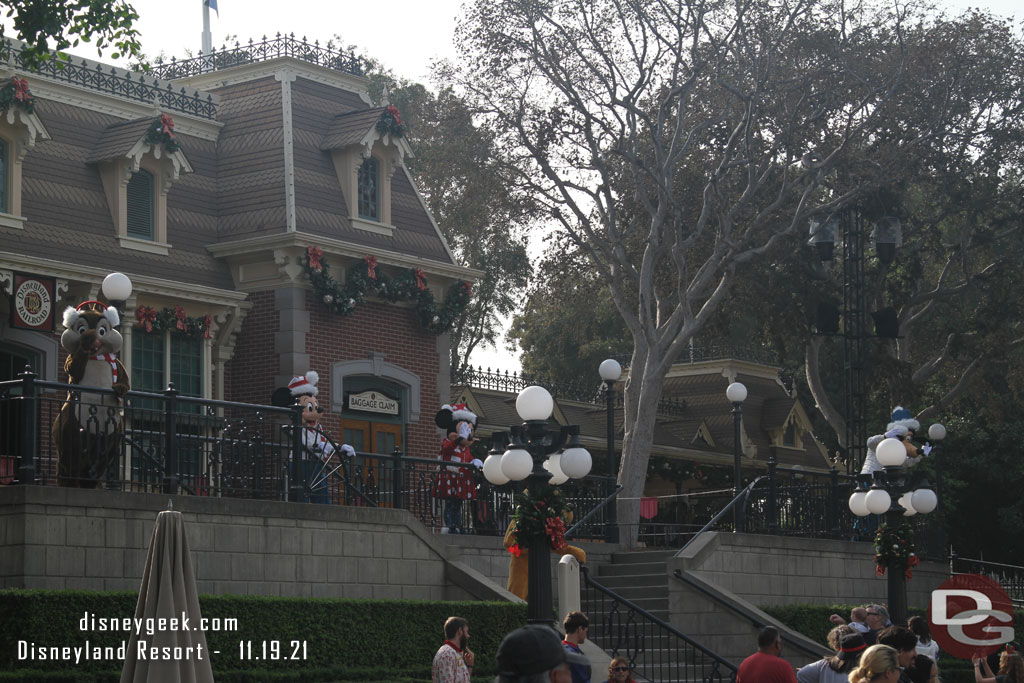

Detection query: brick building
(0, 36), (477, 469)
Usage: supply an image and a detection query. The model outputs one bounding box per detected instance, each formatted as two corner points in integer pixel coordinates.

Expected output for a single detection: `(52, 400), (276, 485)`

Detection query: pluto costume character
(433, 403), (483, 534)
(53, 301), (130, 487)
(272, 371), (354, 503)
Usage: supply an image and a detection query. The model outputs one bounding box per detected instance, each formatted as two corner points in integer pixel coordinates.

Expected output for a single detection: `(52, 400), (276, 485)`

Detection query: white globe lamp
(898, 492), (917, 517)
(599, 359), (622, 382)
(501, 447), (533, 481)
(102, 272), (133, 302)
(543, 453), (569, 485)
(559, 446), (592, 480)
(911, 487), (938, 514)
(726, 382), (747, 403)
(849, 490), (870, 517)
(516, 386), (554, 421)
(875, 437), (907, 467)
(928, 423), (947, 441)
(865, 487), (892, 515)
(483, 454), (510, 485)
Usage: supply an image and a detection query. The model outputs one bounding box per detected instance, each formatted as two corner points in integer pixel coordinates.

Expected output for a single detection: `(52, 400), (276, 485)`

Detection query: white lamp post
(726, 382), (747, 532)
(599, 358), (622, 543)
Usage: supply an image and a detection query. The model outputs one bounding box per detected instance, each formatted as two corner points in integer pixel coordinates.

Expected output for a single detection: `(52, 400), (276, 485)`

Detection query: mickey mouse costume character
(433, 403), (483, 534)
(272, 371), (354, 503)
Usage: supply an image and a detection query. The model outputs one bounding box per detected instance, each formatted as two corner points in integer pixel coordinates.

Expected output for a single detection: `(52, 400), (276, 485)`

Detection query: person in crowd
(601, 656), (635, 683)
(849, 644), (903, 683)
(432, 616), (474, 683)
(737, 626), (797, 683)
(494, 625), (590, 683)
(975, 646), (1024, 683)
(830, 607), (871, 634)
(907, 616), (939, 662)
(562, 611), (592, 683)
(876, 626), (937, 683)
(797, 631), (865, 683)
(862, 605), (890, 645)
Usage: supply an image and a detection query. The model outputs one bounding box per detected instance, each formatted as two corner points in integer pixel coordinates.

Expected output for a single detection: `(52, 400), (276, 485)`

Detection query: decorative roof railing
(1, 39), (217, 120)
(453, 365), (688, 417)
(149, 34), (364, 81)
(680, 344), (780, 366)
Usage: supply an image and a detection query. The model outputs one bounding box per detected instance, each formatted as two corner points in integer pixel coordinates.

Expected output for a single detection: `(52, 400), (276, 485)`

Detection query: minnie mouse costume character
(272, 371), (354, 503)
(433, 403), (483, 533)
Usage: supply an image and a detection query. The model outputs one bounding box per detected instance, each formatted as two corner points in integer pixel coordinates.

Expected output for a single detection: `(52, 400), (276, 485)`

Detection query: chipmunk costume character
(53, 301), (130, 487)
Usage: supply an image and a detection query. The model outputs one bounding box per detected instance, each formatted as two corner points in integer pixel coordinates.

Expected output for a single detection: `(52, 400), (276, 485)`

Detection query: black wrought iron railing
(0, 372), (614, 540)
(581, 565), (738, 683)
(1, 39), (217, 119)
(148, 34), (363, 81)
(951, 556), (1024, 606)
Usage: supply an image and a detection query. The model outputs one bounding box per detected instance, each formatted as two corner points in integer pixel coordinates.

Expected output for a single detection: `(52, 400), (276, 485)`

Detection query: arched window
(0, 138), (8, 214)
(357, 157), (379, 221)
(126, 169), (154, 239)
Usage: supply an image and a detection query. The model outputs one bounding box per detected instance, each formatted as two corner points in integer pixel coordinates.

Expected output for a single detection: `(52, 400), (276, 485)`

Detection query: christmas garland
(0, 77), (35, 114)
(375, 104), (407, 138)
(874, 522), (920, 579)
(303, 246), (471, 334)
(507, 483), (573, 556)
(135, 305), (211, 340)
(143, 114), (180, 154)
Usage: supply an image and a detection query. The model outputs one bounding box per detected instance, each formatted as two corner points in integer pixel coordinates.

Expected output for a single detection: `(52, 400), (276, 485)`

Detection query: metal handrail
(671, 569), (828, 660)
(581, 565), (738, 681)
(679, 476), (768, 554)
(565, 482), (621, 539)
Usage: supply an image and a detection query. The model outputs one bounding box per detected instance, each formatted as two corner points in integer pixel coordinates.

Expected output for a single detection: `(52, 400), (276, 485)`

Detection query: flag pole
(201, 0), (213, 71)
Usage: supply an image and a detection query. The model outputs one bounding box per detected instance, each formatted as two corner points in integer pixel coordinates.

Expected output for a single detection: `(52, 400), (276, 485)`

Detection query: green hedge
(761, 603), (1024, 683)
(0, 589), (526, 682)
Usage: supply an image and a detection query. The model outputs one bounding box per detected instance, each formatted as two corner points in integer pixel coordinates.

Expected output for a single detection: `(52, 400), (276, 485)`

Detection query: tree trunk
(616, 360), (665, 548)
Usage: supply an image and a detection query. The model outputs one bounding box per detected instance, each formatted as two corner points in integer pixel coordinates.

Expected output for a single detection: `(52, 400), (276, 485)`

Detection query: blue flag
(206, 0), (218, 15)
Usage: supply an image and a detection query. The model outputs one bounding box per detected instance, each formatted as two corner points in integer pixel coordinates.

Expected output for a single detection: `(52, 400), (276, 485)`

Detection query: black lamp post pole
(523, 419), (556, 626)
(883, 466), (909, 625)
(604, 379), (619, 543)
(732, 401), (744, 533)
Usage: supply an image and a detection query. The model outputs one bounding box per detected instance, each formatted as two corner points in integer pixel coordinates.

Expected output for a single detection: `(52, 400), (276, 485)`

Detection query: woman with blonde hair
(849, 644), (902, 683)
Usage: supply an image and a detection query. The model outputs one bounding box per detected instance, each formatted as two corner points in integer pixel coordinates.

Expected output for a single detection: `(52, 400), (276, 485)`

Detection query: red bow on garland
(386, 104), (402, 125)
(364, 255), (378, 280)
(159, 114), (176, 138)
(12, 77), (30, 102)
(414, 268), (428, 291)
(136, 306), (157, 333)
(174, 305), (187, 331)
(545, 516), (568, 552)
(203, 313), (212, 340)
(905, 553), (920, 579)
(507, 543), (522, 557)
(461, 281), (472, 296)
(306, 245), (323, 271)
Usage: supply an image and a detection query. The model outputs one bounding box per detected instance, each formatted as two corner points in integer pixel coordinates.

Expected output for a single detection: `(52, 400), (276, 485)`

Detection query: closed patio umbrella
(120, 509), (214, 683)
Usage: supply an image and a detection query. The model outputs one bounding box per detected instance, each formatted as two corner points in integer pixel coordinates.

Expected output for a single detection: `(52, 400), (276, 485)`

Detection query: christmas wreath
(375, 105), (407, 138)
(143, 114), (180, 154)
(303, 245), (471, 334)
(135, 305), (211, 340)
(874, 522), (920, 579)
(0, 77), (35, 113)
(507, 483), (573, 556)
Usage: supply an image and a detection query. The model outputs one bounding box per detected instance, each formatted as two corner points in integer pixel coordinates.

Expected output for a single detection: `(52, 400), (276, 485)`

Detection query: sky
(99, 0), (1021, 373)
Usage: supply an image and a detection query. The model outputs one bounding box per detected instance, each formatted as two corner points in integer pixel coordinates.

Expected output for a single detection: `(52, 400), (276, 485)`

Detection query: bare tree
(453, 0), (939, 545)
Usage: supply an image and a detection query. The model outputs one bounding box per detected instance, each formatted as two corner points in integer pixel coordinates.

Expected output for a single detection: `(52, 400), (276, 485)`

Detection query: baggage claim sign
(347, 390), (399, 415)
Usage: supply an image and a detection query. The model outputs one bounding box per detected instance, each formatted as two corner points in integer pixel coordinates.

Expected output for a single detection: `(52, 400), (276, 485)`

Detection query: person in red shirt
(737, 626), (798, 683)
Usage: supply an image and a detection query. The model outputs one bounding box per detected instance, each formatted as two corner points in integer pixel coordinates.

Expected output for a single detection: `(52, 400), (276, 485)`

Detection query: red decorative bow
(307, 245), (323, 271)
(174, 305), (187, 331)
(414, 268), (428, 291)
(461, 280), (472, 296)
(386, 104), (402, 125)
(507, 543), (522, 558)
(11, 77), (29, 102)
(160, 113), (175, 138)
(905, 553), (920, 580)
(203, 313), (212, 340)
(136, 306), (157, 333)
(364, 255), (378, 280)
(545, 516), (568, 552)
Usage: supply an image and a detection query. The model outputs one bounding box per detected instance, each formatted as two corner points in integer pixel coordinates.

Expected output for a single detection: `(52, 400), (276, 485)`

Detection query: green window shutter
(126, 170), (154, 239)
(0, 138), (8, 214)
(357, 157), (379, 220)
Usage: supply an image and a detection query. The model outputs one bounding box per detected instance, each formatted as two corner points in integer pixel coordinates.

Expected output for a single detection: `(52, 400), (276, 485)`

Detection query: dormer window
(0, 78), (51, 229)
(126, 169), (154, 239)
(358, 157), (379, 220)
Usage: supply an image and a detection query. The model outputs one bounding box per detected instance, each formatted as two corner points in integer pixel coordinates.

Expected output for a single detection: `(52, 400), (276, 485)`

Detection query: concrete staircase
(591, 549), (675, 621)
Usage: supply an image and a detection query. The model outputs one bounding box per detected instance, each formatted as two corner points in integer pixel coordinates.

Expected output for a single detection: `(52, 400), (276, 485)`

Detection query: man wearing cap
(433, 616), (475, 683)
(496, 625), (592, 683)
(737, 626), (797, 683)
(562, 611), (592, 683)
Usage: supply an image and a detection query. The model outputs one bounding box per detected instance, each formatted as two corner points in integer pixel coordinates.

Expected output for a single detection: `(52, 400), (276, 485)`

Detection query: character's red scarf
(90, 353), (118, 384)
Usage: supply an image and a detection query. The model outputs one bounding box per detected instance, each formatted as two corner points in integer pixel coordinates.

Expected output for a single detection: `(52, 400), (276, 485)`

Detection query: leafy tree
(1, 1), (142, 66)
(364, 64), (534, 379)
(454, 0), (1024, 545)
